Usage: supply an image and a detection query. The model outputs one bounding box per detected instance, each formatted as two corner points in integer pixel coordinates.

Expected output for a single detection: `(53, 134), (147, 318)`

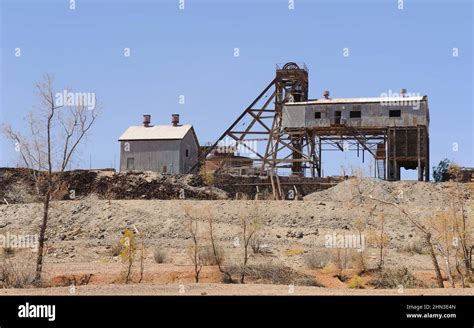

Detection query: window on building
(185, 149), (189, 157)
(314, 112), (321, 119)
(126, 157), (135, 170)
(389, 109), (401, 117)
(349, 111), (361, 118)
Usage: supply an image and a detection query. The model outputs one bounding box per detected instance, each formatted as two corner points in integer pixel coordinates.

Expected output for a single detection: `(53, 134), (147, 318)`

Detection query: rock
(296, 232), (304, 239)
(0, 221), (11, 228)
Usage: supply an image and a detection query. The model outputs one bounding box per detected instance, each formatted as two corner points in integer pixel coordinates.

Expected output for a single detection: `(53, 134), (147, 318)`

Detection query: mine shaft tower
(193, 62), (430, 183)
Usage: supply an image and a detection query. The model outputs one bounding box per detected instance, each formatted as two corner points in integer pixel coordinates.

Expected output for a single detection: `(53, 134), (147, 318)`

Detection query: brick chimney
(143, 114), (151, 127)
(171, 114), (180, 127)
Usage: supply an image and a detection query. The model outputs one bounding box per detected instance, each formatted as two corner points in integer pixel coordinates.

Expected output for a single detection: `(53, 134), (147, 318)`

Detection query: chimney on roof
(323, 90), (330, 99)
(400, 88), (407, 97)
(171, 114), (180, 127)
(143, 114), (151, 127)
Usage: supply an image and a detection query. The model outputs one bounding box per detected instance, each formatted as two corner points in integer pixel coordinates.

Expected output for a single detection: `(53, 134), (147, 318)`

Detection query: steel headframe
(190, 62), (320, 176)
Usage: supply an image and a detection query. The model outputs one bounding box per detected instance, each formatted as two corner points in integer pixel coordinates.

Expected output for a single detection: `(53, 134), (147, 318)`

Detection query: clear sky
(1, 0), (472, 179)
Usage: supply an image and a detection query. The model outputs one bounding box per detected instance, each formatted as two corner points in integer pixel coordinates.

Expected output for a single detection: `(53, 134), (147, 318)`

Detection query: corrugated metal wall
(119, 130), (198, 173)
(282, 101), (429, 129)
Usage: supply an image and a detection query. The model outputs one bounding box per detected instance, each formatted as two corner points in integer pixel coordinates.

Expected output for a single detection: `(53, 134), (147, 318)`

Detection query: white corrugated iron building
(118, 114), (199, 174)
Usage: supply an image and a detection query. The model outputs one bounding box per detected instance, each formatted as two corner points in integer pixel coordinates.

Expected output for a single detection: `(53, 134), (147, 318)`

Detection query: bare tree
(429, 186), (473, 289)
(430, 211), (456, 287)
(239, 208), (260, 284)
(1, 74), (99, 284)
(353, 217), (368, 273)
(448, 165), (472, 280)
(120, 228), (137, 284)
(133, 225), (147, 284)
(369, 210), (390, 271)
(205, 208), (235, 283)
(348, 179), (445, 288)
(183, 206), (203, 283)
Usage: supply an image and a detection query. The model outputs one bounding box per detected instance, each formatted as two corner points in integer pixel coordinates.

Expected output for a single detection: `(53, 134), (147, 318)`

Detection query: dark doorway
(335, 111), (342, 125)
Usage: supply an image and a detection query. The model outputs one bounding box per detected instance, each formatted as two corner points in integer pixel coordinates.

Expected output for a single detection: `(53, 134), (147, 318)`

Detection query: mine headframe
(190, 62), (319, 177)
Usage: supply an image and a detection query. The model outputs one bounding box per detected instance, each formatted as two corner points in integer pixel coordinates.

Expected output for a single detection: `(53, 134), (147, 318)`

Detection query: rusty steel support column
(318, 137), (322, 178)
(425, 128), (430, 181)
(417, 126), (422, 181)
(392, 129), (400, 180)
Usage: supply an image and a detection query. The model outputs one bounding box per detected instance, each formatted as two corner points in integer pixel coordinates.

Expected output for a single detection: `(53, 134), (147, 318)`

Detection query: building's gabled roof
(118, 124), (194, 141)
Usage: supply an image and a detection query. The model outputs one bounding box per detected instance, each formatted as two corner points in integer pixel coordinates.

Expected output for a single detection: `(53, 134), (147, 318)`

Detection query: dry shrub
(250, 234), (263, 254)
(351, 250), (368, 274)
(305, 249), (332, 269)
(322, 262), (340, 276)
(399, 239), (424, 255)
(284, 248), (305, 257)
(347, 275), (365, 289)
(307, 248), (365, 272)
(110, 242), (122, 257)
(331, 248), (354, 273)
(0, 258), (36, 288)
(153, 247), (167, 264)
(370, 266), (426, 289)
(199, 245), (224, 266)
(225, 263), (324, 286)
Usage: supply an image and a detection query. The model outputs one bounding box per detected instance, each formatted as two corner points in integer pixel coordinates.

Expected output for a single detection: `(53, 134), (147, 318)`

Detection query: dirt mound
(93, 171), (228, 201)
(0, 168), (37, 203)
(0, 168), (228, 203)
(304, 178), (469, 207)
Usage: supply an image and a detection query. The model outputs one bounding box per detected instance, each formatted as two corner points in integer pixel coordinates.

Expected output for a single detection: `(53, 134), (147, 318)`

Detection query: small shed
(118, 114), (199, 174)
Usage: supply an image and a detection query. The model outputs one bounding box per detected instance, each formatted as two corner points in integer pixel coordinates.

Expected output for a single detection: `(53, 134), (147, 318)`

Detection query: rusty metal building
(282, 95), (430, 181)
(118, 114), (199, 174)
(194, 62), (430, 184)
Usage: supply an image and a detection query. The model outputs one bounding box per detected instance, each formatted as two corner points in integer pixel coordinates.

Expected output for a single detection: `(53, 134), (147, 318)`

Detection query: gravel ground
(0, 179), (472, 294)
(1, 283), (473, 296)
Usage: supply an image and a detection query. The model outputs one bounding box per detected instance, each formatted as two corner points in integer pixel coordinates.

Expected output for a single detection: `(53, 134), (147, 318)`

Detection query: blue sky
(1, 0), (472, 178)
